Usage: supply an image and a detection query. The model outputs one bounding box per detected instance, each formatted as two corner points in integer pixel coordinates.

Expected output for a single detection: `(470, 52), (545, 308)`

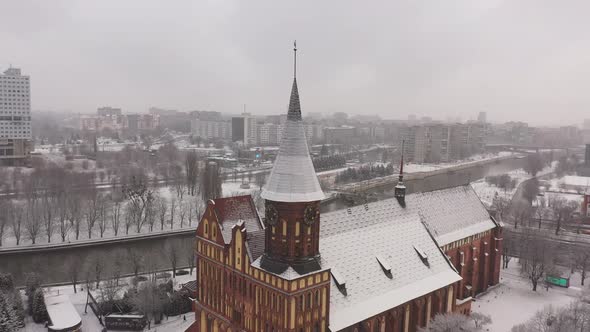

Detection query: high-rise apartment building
(402, 123), (484, 163)
(191, 117), (231, 140)
(0, 67), (32, 165)
(231, 113), (257, 145)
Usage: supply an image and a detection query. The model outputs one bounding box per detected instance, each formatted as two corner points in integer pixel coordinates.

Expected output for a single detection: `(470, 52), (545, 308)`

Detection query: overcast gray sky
(1, 0), (589, 125)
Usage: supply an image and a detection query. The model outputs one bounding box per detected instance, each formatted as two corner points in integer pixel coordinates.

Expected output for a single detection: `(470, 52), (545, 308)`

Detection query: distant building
(149, 107), (179, 117)
(97, 106), (122, 117)
(123, 113), (159, 134)
(324, 126), (356, 145)
(191, 118), (231, 141)
(401, 123), (484, 163)
(0, 67), (33, 165)
(477, 112), (487, 123)
(232, 113), (257, 145)
(304, 123), (325, 144)
(256, 123), (283, 145)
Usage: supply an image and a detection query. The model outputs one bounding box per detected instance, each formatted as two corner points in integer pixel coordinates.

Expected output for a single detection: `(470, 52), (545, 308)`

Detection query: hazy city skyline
(2, 0), (589, 126)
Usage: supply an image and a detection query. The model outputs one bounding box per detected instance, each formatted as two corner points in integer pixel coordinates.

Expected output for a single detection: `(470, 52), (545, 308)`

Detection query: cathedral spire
(294, 40), (297, 78)
(288, 41), (302, 121)
(261, 42), (324, 203)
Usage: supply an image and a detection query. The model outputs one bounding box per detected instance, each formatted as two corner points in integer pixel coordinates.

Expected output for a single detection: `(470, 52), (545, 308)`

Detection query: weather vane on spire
(293, 40), (297, 78)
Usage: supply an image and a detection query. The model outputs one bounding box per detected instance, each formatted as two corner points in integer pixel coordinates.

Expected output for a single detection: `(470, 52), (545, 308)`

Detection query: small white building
(562, 175), (590, 192)
(45, 294), (82, 332)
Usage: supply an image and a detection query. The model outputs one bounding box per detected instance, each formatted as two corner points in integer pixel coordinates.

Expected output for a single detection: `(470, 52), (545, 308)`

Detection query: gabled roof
(261, 78), (325, 202)
(209, 195), (264, 244)
(320, 201), (461, 331)
(245, 229), (266, 262)
(412, 186), (496, 245)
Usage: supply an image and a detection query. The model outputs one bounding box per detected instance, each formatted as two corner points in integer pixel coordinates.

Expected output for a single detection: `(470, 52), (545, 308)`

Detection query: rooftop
(320, 200), (461, 330)
(209, 195), (264, 244)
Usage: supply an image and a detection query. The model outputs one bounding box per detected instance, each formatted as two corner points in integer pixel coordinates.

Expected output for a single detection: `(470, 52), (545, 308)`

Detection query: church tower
(261, 42), (325, 275)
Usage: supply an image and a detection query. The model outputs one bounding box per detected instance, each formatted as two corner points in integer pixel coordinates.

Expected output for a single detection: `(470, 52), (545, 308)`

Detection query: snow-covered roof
(412, 186), (497, 245)
(45, 294), (82, 331)
(563, 175), (590, 188)
(320, 203), (461, 331)
(210, 195), (264, 244)
(261, 78), (325, 202)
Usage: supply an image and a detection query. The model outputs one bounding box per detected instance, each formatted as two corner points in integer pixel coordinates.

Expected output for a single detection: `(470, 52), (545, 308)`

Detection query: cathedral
(187, 46), (502, 332)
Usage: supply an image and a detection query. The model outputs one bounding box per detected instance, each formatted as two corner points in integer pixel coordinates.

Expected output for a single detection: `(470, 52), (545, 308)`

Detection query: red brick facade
(441, 226), (503, 302)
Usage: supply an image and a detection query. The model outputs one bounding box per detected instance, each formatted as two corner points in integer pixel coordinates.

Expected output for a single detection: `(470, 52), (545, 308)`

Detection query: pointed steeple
(261, 43), (324, 203)
(288, 41), (302, 121)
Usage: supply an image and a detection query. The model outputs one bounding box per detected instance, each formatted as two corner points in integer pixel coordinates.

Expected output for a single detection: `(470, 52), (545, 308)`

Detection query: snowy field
(20, 272), (196, 332)
(471, 162), (557, 207)
(405, 152), (517, 174)
(474, 264), (582, 332)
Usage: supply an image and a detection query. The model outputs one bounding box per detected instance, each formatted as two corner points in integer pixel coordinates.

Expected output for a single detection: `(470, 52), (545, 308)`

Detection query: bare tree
(185, 150), (199, 196)
(157, 197), (168, 230)
(92, 254), (104, 288)
(84, 191), (100, 239)
(186, 241), (195, 275)
(40, 193), (55, 243)
(200, 161), (222, 202)
(511, 199), (532, 229)
(512, 300), (590, 332)
(419, 312), (490, 332)
(145, 194), (157, 232)
(57, 192), (70, 242)
(169, 197), (177, 230)
(179, 200), (187, 228)
(122, 175), (154, 234)
(131, 281), (166, 328)
(519, 228), (556, 291)
(124, 203), (133, 235)
(524, 153), (545, 177)
(67, 195), (83, 240)
(0, 200), (7, 246)
(68, 255), (82, 293)
(491, 194), (510, 222)
(24, 198), (41, 244)
(11, 202), (24, 245)
(97, 196), (110, 238)
(574, 248), (590, 286)
(127, 248), (144, 279)
(522, 178), (540, 204)
(165, 241), (180, 278)
(187, 199), (195, 226)
(111, 198), (122, 236)
(549, 197), (578, 235)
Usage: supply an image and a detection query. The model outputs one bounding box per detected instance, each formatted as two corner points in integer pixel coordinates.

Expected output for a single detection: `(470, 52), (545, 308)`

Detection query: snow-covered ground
(471, 169), (531, 207)
(474, 263), (582, 332)
(405, 152), (518, 174)
(20, 271), (196, 332)
(222, 180), (259, 197)
(471, 162), (557, 207)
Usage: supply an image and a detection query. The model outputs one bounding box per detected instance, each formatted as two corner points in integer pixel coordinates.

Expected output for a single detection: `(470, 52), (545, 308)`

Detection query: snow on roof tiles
(320, 203), (460, 331)
(211, 195), (263, 244)
(412, 186), (496, 245)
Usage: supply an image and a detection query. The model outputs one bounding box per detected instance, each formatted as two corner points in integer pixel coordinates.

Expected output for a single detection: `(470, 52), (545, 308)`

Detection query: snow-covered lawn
(405, 152), (519, 174)
(471, 162), (557, 207)
(471, 169), (530, 207)
(20, 272), (196, 332)
(473, 264), (582, 332)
